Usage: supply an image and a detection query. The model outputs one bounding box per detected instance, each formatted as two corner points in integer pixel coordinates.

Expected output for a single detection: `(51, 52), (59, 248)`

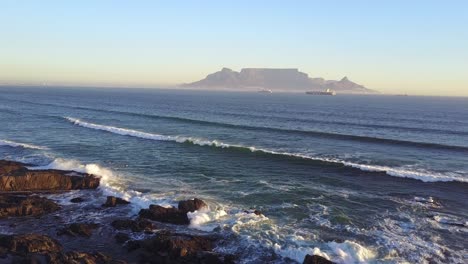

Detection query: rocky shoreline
(0, 160), (333, 264)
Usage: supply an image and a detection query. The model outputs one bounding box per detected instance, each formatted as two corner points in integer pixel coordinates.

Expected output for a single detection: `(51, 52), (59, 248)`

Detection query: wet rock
(139, 205), (190, 225)
(178, 198), (207, 212)
(115, 233), (130, 244)
(102, 196), (130, 207)
(0, 194), (60, 218)
(111, 218), (155, 232)
(136, 232), (220, 263)
(303, 254), (335, 264)
(0, 234), (62, 255)
(0, 160), (100, 191)
(58, 223), (99, 237)
(60, 251), (127, 264)
(139, 198), (208, 225)
(70, 197), (85, 203)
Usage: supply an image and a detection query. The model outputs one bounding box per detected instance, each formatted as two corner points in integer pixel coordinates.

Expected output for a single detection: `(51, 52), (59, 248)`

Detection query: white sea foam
(65, 117), (467, 183)
(188, 208), (228, 231)
(27, 158), (172, 210)
(0, 139), (48, 150)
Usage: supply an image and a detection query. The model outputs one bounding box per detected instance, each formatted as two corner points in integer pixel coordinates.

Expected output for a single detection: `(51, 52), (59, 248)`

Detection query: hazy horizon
(1, 1), (467, 96)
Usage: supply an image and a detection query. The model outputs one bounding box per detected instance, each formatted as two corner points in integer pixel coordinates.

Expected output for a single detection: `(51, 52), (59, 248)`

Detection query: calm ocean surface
(0, 87), (467, 263)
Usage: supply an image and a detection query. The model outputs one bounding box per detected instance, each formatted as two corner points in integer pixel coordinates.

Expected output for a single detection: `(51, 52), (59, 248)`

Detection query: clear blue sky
(1, 0), (467, 95)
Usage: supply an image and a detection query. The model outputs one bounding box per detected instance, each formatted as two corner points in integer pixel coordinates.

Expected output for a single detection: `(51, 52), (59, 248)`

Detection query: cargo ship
(306, 89), (336, 95)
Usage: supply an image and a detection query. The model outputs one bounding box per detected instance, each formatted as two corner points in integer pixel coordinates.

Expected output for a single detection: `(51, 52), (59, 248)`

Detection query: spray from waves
(65, 117), (467, 183)
(0, 139), (48, 150)
(28, 158), (173, 209)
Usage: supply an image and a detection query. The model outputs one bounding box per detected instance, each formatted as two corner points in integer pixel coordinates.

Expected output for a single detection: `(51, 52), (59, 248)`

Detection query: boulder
(115, 233), (130, 244)
(303, 254), (335, 264)
(0, 234), (62, 255)
(58, 223), (99, 238)
(70, 197), (85, 203)
(136, 232), (221, 263)
(139, 205), (189, 225)
(139, 198), (208, 225)
(60, 251), (127, 264)
(0, 160), (100, 191)
(102, 196), (130, 207)
(111, 218), (155, 232)
(178, 198), (207, 212)
(0, 194), (60, 218)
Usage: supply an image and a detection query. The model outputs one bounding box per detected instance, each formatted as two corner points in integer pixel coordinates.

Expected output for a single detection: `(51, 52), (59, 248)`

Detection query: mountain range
(182, 68), (377, 94)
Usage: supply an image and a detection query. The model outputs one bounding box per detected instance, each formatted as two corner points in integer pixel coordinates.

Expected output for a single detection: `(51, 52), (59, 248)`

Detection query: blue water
(1, 86), (467, 263)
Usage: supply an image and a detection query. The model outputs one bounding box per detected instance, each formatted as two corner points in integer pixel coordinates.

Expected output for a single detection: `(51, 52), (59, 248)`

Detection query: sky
(0, 1), (467, 96)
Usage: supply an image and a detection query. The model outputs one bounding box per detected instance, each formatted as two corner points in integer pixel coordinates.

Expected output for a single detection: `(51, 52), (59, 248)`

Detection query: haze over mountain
(182, 68), (377, 94)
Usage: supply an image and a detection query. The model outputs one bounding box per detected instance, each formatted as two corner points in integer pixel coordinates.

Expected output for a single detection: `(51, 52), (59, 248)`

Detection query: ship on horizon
(305, 88), (336, 95)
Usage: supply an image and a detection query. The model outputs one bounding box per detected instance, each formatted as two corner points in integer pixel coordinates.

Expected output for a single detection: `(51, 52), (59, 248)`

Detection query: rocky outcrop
(0, 234), (62, 255)
(303, 254), (335, 264)
(0, 194), (60, 218)
(0, 234), (126, 263)
(139, 198), (207, 225)
(58, 223), (99, 237)
(0, 160), (100, 191)
(102, 196), (130, 207)
(130, 231), (231, 263)
(139, 205), (190, 225)
(178, 198), (207, 212)
(111, 218), (155, 232)
(70, 197), (85, 203)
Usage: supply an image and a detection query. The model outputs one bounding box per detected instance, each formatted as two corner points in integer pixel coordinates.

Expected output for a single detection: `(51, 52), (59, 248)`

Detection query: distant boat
(258, 89), (273, 93)
(306, 88), (336, 96)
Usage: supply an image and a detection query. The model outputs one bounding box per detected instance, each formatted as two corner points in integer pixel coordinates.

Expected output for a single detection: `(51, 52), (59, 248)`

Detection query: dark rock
(0, 234), (62, 255)
(138, 198), (208, 225)
(253, 210), (262, 216)
(115, 233), (130, 244)
(137, 232), (218, 263)
(58, 223), (99, 237)
(0, 194), (60, 218)
(102, 196), (130, 207)
(111, 218), (155, 232)
(0, 160), (100, 191)
(139, 205), (189, 225)
(70, 197), (84, 203)
(55, 251), (127, 264)
(178, 198), (207, 212)
(303, 254), (335, 264)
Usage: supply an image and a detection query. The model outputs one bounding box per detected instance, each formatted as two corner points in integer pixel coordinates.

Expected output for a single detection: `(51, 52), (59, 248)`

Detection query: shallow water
(1, 87), (467, 263)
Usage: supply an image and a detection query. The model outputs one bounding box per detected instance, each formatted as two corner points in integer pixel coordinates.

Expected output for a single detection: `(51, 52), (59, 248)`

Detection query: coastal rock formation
(0, 234), (126, 263)
(0, 194), (60, 218)
(130, 231), (231, 263)
(70, 197), (85, 203)
(139, 205), (190, 225)
(0, 234), (62, 255)
(102, 196), (130, 207)
(139, 198), (208, 225)
(0, 160), (100, 191)
(303, 254), (335, 264)
(58, 223), (99, 237)
(182, 68), (377, 94)
(111, 218), (155, 232)
(178, 198), (207, 212)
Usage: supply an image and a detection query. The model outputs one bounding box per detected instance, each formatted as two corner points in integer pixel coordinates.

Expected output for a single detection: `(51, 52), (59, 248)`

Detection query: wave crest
(65, 117), (467, 183)
(0, 139), (48, 150)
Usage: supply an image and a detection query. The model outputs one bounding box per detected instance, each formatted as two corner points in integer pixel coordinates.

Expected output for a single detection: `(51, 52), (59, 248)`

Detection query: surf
(65, 117), (467, 183)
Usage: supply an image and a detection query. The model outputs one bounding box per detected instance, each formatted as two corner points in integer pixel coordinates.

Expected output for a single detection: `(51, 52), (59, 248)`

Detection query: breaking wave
(65, 117), (467, 183)
(0, 139), (48, 150)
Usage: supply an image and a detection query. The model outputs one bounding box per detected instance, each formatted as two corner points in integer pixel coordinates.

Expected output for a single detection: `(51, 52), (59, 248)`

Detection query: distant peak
(221, 67), (233, 72)
(341, 76), (349, 81)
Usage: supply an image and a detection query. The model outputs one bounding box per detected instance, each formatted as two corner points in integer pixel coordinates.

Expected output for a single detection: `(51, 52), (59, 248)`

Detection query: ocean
(0, 86), (467, 263)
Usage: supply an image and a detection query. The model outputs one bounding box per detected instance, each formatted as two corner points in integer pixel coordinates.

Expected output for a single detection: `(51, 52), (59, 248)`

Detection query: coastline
(0, 159), (330, 264)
